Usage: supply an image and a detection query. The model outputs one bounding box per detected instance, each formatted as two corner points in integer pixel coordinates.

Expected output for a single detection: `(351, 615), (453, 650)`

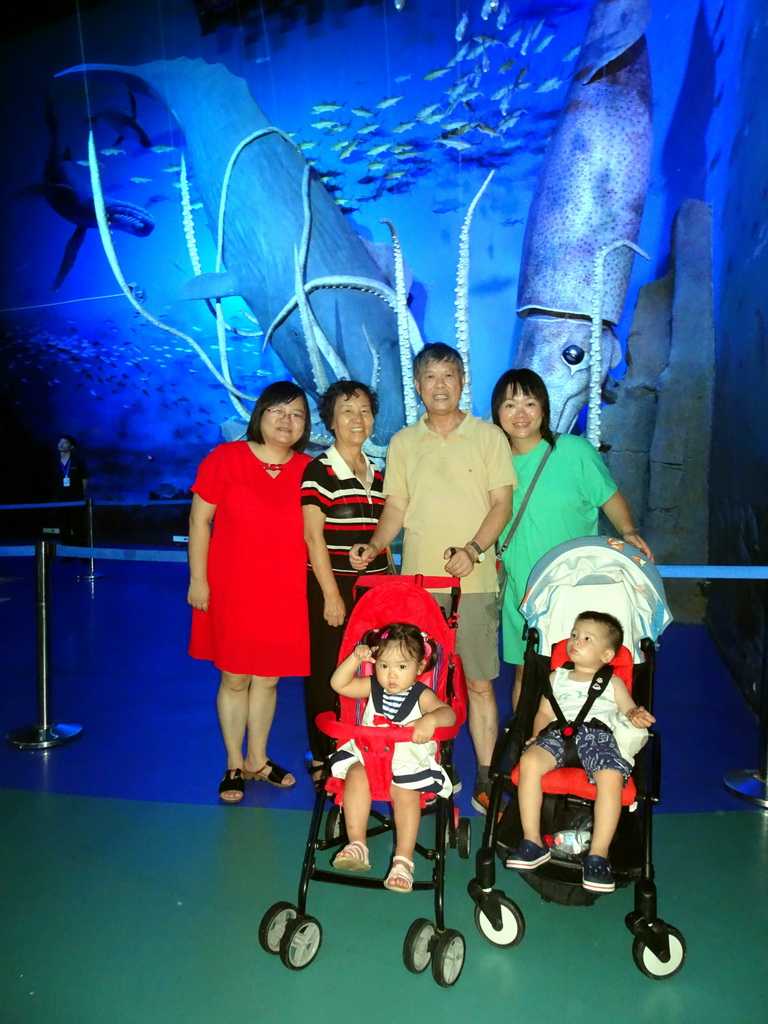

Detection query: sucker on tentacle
(455, 169), (495, 408)
(380, 218), (419, 423)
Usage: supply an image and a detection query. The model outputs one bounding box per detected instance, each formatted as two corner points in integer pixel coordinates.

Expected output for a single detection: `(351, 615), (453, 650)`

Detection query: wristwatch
(466, 541), (485, 563)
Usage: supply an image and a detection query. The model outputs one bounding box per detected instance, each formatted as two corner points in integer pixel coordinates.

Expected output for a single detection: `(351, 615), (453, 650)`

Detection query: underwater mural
(0, 0), (720, 502)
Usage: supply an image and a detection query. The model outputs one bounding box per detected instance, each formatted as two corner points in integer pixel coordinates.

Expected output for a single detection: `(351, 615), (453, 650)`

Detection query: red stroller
(259, 575), (471, 986)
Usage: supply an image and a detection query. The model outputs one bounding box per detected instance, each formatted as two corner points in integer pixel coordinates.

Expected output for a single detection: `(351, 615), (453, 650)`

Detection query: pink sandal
(332, 841), (371, 872)
(384, 855), (414, 893)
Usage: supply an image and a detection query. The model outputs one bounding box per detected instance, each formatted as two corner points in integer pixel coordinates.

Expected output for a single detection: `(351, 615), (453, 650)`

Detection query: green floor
(2, 789), (767, 1024)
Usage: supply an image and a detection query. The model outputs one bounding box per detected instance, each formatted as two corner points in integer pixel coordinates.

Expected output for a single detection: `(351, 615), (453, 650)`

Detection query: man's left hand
(443, 545), (475, 578)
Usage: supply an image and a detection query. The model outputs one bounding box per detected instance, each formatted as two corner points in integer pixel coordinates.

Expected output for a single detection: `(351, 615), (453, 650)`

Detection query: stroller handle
(315, 711), (460, 748)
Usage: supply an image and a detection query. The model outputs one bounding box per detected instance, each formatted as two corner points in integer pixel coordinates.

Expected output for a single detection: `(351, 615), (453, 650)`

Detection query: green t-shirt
(499, 434), (617, 663)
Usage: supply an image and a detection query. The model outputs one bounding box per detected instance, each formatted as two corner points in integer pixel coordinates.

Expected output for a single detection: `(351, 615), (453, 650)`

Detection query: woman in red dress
(188, 381), (312, 802)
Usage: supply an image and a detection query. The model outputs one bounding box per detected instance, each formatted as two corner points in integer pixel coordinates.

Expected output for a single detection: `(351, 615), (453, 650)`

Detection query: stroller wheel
(457, 817), (472, 859)
(279, 915), (323, 970)
(324, 805), (346, 843)
(632, 926), (687, 980)
(431, 929), (466, 988)
(474, 895), (525, 948)
(403, 918), (436, 974)
(258, 901), (298, 955)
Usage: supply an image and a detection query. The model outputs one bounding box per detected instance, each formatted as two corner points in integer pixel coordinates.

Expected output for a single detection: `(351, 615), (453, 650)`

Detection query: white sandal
(332, 841), (370, 872)
(384, 855), (414, 893)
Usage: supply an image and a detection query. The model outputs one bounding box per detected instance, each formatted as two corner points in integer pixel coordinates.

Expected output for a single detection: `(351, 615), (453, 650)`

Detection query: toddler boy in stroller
(505, 610), (654, 893)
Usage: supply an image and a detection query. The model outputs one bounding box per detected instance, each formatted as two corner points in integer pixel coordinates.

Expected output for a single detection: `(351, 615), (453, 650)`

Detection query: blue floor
(0, 557), (760, 814)
(2, 554), (768, 1022)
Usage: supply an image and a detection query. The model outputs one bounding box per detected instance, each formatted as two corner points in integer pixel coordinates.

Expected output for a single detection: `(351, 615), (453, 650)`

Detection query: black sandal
(218, 768), (245, 803)
(306, 760), (326, 793)
(243, 758), (296, 788)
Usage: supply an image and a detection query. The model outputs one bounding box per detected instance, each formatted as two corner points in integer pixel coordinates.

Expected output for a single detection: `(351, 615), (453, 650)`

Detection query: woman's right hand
(324, 592), (346, 627)
(187, 579), (210, 612)
(349, 543), (376, 570)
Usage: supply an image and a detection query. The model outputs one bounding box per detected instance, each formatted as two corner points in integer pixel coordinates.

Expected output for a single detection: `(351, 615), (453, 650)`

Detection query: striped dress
(330, 677), (451, 797)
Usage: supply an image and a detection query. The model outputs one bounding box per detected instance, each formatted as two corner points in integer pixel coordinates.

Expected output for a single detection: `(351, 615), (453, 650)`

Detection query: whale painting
(57, 58), (419, 447)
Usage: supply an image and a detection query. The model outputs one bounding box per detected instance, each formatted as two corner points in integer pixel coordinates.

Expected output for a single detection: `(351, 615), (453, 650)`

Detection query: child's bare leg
(517, 745), (556, 844)
(589, 769), (624, 858)
(384, 784), (421, 892)
(342, 763), (372, 844)
(332, 763), (373, 871)
(391, 785), (421, 861)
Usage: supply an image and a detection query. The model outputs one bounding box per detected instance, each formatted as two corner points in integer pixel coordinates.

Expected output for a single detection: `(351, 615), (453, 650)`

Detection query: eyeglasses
(266, 407), (306, 423)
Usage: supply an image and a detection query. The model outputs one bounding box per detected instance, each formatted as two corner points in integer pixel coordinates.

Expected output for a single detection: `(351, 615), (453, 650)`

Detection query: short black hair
(318, 380), (378, 435)
(575, 611), (624, 655)
(490, 368), (556, 446)
(246, 381), (311, 451)
(413, 342), (465, 380)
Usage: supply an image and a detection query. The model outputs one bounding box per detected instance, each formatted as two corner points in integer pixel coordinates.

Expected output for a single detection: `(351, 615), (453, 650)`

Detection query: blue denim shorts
(529, 724), (632, 784)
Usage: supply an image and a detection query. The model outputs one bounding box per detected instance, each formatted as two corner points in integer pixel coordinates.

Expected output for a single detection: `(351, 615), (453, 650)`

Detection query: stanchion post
(36, 536), (52, 733)
(78, 497), (104, 581)
(6, 539), (83, 750)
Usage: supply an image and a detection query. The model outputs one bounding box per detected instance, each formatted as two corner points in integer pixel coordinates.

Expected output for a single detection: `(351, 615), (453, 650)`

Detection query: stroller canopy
(519, 536), (672, 661)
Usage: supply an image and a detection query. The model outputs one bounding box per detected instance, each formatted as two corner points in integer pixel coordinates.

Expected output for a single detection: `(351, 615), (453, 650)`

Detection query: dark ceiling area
(1, 1), (113, 40)
(0, 1), (362, 42)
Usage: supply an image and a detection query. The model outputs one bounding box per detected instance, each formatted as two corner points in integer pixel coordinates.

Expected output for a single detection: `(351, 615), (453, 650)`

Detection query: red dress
(189, 441), (312, 676)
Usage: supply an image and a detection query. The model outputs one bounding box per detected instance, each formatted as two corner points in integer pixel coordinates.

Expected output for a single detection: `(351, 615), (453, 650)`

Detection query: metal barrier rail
(2, 538), (189, 750)
(0, 497), (190, 579)
(2, 541), (767, 807)
(0, 499), (189, 509)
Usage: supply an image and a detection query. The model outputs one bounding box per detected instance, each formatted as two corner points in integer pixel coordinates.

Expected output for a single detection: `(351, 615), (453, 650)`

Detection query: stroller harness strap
(543, 663), (615, 766)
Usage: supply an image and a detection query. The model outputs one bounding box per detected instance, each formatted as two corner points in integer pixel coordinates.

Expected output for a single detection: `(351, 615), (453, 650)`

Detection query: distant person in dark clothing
(52, 435), (88, 542)
(53, 436), (88, 500)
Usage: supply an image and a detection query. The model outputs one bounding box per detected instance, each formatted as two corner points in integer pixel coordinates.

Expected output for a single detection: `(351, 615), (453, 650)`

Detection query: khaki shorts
(432, 591), (499, 682)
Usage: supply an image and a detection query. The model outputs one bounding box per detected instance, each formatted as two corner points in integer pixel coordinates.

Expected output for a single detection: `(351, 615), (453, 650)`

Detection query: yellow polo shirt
(383, 413), (517, 594)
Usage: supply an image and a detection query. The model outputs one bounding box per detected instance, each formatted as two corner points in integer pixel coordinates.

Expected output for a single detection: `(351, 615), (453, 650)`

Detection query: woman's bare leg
(240, 675), (277, 769)
(216, 671), (251, 770)
(512, 663), (524, 711)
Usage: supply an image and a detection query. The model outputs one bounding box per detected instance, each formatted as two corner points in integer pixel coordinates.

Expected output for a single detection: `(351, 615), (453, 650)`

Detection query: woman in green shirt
(491, 369), (653, 707)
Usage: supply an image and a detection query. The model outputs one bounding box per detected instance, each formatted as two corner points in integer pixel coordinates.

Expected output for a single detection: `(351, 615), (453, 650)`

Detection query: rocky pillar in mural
(602, 199), (715, 620)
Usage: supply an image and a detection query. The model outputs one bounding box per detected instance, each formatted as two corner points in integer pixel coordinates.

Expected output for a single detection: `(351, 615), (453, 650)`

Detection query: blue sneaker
(505, 839), (551, 870)
(582, 854), (615, 892)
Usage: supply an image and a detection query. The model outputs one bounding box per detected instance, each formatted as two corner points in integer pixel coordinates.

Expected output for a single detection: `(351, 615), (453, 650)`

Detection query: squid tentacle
(455, 169), (495, 408)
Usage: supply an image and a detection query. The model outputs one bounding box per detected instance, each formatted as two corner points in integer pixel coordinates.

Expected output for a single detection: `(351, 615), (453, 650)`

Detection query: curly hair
(317, 380), (378, 435)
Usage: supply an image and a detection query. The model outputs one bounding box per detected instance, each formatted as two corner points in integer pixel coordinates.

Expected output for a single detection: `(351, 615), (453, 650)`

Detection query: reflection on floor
(1, 558), (767, 1021)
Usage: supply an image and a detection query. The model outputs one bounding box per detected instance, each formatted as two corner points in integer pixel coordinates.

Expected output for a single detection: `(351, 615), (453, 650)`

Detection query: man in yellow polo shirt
(351, 343), (516, 811)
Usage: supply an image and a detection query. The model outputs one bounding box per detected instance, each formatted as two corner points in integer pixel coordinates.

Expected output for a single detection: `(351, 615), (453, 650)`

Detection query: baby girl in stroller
(329, 622), (456, 892)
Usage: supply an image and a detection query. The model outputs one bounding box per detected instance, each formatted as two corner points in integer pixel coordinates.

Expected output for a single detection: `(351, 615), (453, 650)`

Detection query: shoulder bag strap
(497, 440), (556, 557)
